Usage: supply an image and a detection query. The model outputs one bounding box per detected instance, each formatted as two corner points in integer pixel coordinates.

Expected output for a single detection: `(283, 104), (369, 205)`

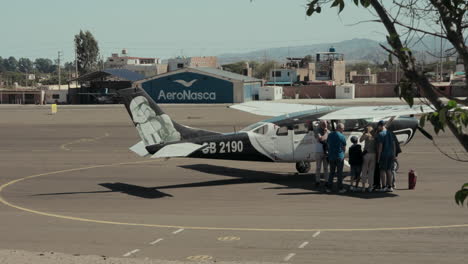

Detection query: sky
(0, 0), (383, 62)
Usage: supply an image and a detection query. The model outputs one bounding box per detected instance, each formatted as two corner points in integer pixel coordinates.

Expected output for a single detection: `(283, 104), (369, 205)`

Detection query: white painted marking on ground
(313, 231), (321, 238)
(284, 253), (296, 262)
(150, 238), (164, 245)
(173, 228), (184, 234)
(298, 241), (309, 249)
(122, 249), (140, 257)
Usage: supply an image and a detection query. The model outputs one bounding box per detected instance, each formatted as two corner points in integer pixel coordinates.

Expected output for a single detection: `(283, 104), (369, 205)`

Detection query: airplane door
(292, 123), (317, 161)
(251, 123), (276, 160)
(272, 125), (294, 161)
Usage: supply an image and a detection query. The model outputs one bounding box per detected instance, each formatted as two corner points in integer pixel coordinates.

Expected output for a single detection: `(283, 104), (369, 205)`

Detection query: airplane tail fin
(117, 87), (219, 156)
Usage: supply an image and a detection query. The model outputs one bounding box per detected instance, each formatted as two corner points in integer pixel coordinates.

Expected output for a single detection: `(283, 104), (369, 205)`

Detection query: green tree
(306, 0), (468, 206)
(18, 58), (33, 73)
(0, 57), (5, 72)
(253, 60), (278, 79)
(74, 30), (99, 75)
(34, 58), (55, 73)
(3, 56), (18, 72)
(222, 61), (247, 74)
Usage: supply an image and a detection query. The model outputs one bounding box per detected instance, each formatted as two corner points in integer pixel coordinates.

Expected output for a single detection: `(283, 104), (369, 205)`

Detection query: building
(136, 67), (262, 104)
(377, 71), (402, 83)
(315, 48), (346, 85)
(349, 68), (377, 84)
(266, 57), (316, 85)
(267, 69), (297, 85)
(456, 54), (465, 72)
(167, 56), (218, 72)
(70, 69), (145, 104)
(0, 88), (42, 104)
(104, 49), (167, 77)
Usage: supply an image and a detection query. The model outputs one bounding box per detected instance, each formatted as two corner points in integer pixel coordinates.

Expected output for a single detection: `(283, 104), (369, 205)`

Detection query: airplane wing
(318, 105), (434, 120)
(229, 101), (330, 117)
(230, 101), (434, 120)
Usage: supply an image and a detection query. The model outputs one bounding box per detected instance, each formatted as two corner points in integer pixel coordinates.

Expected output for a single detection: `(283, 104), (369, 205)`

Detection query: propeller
(417, 126), (433, 141)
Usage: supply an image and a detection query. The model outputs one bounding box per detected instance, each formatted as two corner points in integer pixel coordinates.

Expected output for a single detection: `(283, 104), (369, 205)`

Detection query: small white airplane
(118, 87), (434, 173)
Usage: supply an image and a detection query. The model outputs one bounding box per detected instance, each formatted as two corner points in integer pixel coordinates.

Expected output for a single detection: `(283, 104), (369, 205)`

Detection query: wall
(283, 85), (335, 99)
(452, 84), (468, 97)
(168, 57), (218, 72)
(333, 61), (346, 85)
(354, 84), (397, 97)
(123, 64), (168, 77)
(377, 71), (402, 83)
(282, 83), (398, 99)
(269, 69), (297, 83)
(243, 82), (261, 101)
(45, 90), (68, 104)
(140, 72), (234, 103)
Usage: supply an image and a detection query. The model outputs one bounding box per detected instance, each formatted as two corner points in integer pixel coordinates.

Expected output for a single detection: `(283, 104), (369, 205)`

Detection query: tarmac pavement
(0, 103), (467, 263)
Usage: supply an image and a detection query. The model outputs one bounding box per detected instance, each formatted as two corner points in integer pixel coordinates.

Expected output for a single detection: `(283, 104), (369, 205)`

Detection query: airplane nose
(390, 117), (419, 145)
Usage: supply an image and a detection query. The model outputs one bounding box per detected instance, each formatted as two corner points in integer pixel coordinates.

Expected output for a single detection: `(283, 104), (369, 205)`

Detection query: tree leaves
(74, 30), (99, 75)
(455, 183), (468, 207)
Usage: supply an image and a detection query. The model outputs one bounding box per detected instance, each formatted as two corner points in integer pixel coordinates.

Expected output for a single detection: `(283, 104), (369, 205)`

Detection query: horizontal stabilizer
(130, 141), (150, 157)
(151, 142), (205, 159)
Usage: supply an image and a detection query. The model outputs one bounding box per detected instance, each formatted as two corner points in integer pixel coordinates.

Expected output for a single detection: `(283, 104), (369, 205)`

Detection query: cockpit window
(276, 126), (288, 136)
(240, 122), (265, 132)
(253, 125), (268, 135)
(294, 123), (309, 135)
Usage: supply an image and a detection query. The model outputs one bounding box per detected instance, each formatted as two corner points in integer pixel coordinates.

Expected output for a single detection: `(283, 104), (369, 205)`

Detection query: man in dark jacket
(349, 136), (363, 192)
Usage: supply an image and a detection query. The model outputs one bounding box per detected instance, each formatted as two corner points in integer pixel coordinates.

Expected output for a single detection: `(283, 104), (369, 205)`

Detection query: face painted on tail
(129, 96), (181, 145)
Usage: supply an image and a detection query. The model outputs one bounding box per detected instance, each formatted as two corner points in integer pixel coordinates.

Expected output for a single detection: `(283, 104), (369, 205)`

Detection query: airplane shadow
(33, 164), (397, 199)
(179, 164), (398, 199)
(33, 183), (173, 199)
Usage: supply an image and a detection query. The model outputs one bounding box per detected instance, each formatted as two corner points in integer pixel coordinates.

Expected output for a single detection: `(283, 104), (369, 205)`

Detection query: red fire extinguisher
(408, 169), (417, 189)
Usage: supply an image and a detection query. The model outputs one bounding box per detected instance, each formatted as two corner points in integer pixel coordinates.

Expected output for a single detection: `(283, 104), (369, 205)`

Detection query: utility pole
(75, 48), (78, 78)
(58, 51), (62, 90)
(439, 19), (443, 82)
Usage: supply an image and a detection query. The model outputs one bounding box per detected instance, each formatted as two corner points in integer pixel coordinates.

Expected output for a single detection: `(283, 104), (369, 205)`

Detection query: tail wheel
(296, 161), (311, 173)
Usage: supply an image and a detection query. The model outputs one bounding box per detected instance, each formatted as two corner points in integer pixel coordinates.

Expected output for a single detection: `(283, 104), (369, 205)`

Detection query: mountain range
(217, 38), (451, 64)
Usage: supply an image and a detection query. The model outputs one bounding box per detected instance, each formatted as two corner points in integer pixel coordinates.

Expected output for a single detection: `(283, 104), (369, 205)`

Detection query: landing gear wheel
(296, 161), (311, 173)
(393, 159), (399, 172)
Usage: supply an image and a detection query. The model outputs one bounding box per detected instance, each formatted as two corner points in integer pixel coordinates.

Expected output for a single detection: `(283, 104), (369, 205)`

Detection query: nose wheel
(296, 161), (311, 173)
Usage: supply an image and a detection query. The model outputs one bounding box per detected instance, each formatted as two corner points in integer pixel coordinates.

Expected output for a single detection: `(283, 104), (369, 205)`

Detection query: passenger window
(276, 126), (288, 136)
(253, 125), (268, 135)
(294, 123), (309, 135)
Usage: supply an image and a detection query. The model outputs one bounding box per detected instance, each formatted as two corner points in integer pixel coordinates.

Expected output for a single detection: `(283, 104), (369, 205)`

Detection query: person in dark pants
(348, 136), (363, 192)
(326, 123), (347, 193)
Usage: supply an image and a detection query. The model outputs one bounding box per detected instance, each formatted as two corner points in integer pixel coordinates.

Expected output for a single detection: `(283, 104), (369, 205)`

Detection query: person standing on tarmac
(314, 120), (329, 187)
(376, 120), (396, 192)
(360, 125), (377, 192)
(348, 136), (363, 192)
(326, 123), (347, 193)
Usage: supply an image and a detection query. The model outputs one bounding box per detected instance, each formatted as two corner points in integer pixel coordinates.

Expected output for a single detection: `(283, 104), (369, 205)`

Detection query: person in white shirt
(314, 120), (329, 187)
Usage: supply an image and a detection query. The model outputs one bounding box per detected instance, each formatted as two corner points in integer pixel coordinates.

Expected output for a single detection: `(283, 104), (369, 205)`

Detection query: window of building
(272, 71), (282, 77)
(52, 94), (60, 99)
(277, 126), (288, 136)
(177, 63), (184, 68)
(344, 87), (350, 93)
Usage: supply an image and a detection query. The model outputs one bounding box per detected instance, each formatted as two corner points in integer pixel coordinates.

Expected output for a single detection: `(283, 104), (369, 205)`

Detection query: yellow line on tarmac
(1, 160), (468, 232)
